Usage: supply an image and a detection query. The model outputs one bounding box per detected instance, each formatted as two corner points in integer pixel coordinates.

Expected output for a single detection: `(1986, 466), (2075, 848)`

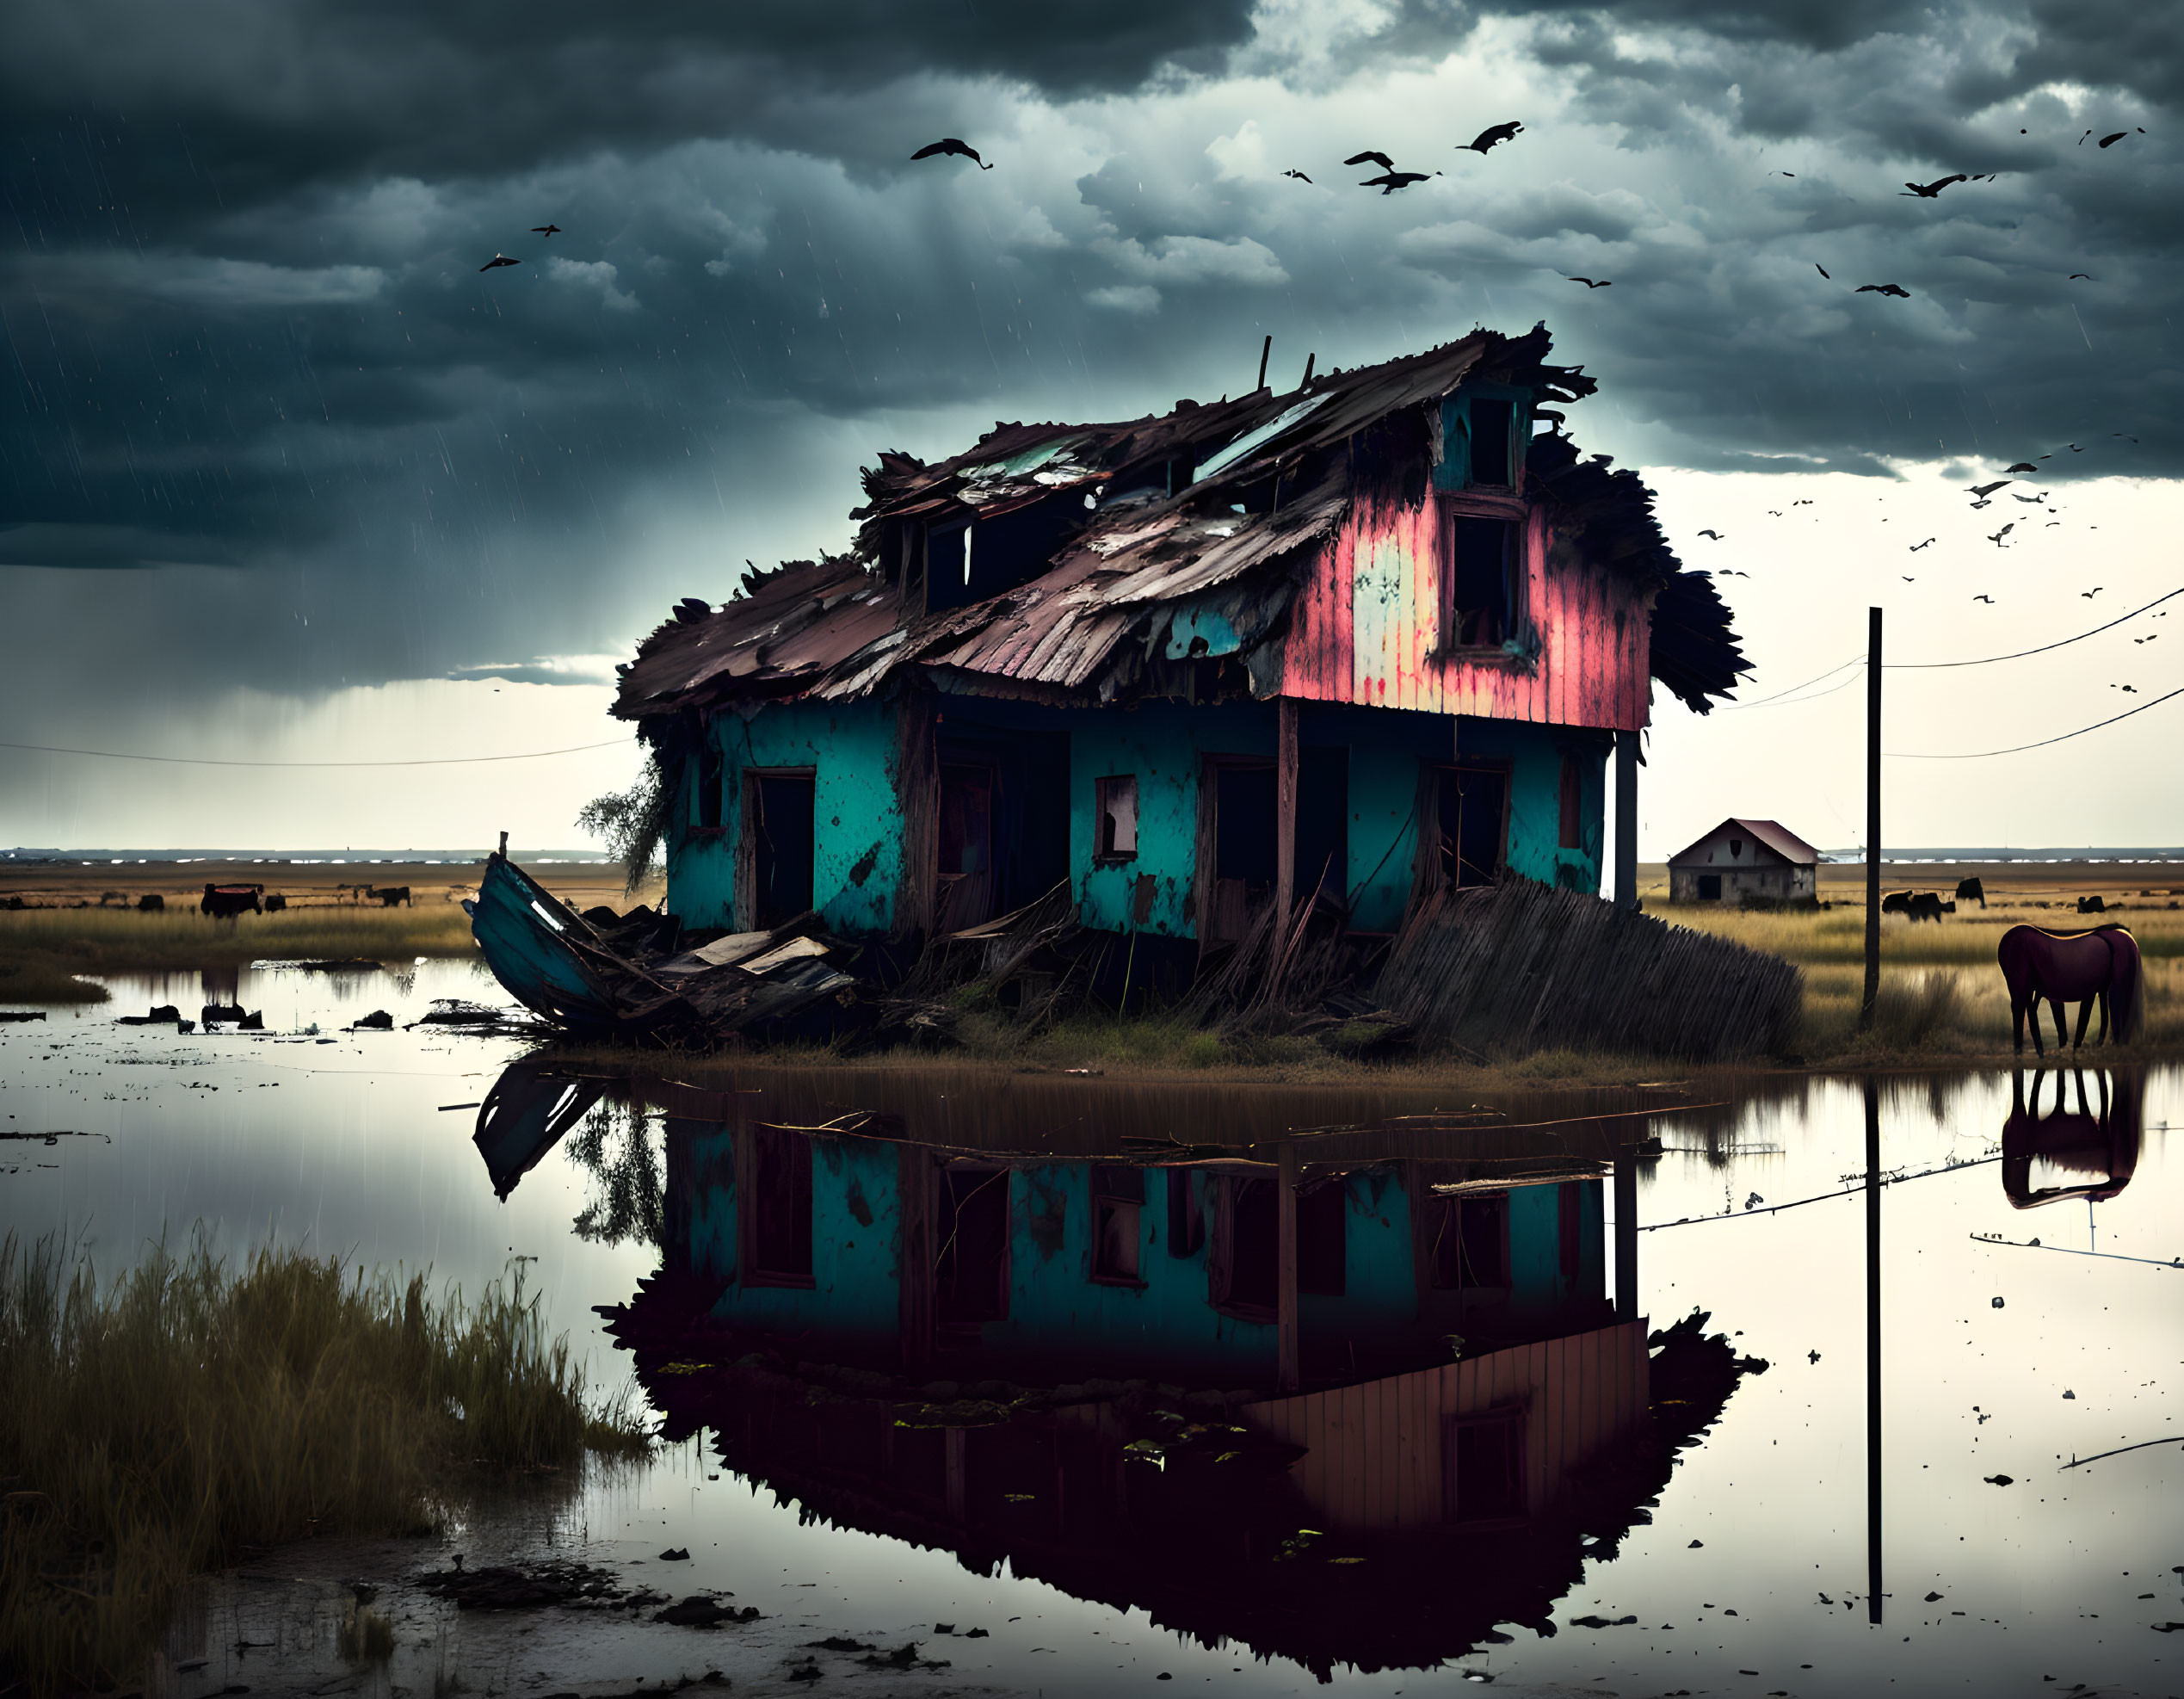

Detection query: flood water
(3, 963), (2181, 1698)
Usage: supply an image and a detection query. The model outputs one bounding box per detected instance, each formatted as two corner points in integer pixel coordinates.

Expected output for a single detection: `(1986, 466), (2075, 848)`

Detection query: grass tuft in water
(0, 1234), (650, 1693)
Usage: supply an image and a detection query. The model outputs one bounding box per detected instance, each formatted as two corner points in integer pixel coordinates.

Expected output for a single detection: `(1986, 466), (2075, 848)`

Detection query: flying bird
(1793, 498), (1813, 505)
(2097, 132), (2131, 148)
(1697, 528), (1724, 540)
(1282, 169), (1313, 182)
(1565, 275), (1613, 288)
(2082, 587), (2103, 597)
(2078, 130), (2095, 145)
(1857, 283), (1911, 297)
(2135, 634), (2158, 644)
(530, 224), (562, 238)
(1973, 594), (1996, 603)
(1902, 575), (1916, 581)
(1815, 263), (1830, 278)
(1344, 150), (1397, 172)
(1968, 480), (2010, 497)
(1988, 524), (2014, 546)
(1460, 122), (1524, 154)
(2069, 273), (2092, 280)
(2004, 462), (2039, 473)
(911, 138), (993, 169)
(478, 253), (520, 271)
(1360, 170), (1436, 194)
(1769, 170), (1798, 177)
(1902, 174), (1969, 198)
(1910, 539), (1934, 550)
(2116, 684), (2138, 693)
(2013, 492), (2048, 504)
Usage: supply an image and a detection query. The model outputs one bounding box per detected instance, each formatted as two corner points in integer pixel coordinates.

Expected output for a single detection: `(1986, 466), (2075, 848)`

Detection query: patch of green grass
(0, 1235), (649, 1693)
(0, 906), (479, 1005)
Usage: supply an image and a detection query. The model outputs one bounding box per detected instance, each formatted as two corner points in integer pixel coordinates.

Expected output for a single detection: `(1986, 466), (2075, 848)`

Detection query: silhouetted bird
(1815, 263), (1830, 278)
(1770, 170), (1798, 177)
(1808, 1350), (1821, 1363)
(1903, 575), (1916, 581)
(1968, 480), (2010, 497)
(1910, 539), (1934, 550)
(1988, 524), (2014, 546)
(1697, 528), (1723, 540)
(2069, 273), (2092, 279)
(2013, 492), (2048, 503)
(1903, 174), (1969, 197)
(1565, 275), (1613, 287)
(1793, 498), (1813, 505)
(912, 139), (993, 169)
(2082, 586), (2103, 597)
(1360, 170), (1435, 194)
(1344, 151), (1397, 172)
(2004, 462), (2039, 473)
(2135, 634), (2158, 643)
(1460, 122), (1524, 154)
(478, 254), (520, 271)
(2098, 132), (2131, 148)
(2077, 130), (2094, 145)
(530, 224), (562, 238)
(2117, 684), (2138, 693)
(1974, 594), (1996, 603)
(1282, 169), (1313, 182)
(1857, 282), (1911, 297)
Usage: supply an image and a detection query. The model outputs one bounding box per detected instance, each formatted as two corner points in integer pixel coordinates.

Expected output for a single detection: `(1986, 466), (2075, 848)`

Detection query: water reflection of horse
(2001, 1068), (2140, 1208)
(1997, 924), (2141, 1056)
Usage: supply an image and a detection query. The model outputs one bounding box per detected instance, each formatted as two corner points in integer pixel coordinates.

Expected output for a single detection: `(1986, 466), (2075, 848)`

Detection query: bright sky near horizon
(3, 0), (2177, 856)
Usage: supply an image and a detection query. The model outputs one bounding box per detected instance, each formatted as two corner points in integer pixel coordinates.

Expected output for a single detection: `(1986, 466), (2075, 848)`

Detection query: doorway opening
(935, 1165), (1010, 1331)
(743, 769), (816, 929)
(1431, 763), (1509, 891)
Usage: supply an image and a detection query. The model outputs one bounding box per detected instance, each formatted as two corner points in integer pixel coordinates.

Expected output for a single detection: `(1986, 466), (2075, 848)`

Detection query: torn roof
(614, 325), (1746, 725)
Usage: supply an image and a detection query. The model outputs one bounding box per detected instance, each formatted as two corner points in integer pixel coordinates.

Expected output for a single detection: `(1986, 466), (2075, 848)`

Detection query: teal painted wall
(665, 699), (905, 932)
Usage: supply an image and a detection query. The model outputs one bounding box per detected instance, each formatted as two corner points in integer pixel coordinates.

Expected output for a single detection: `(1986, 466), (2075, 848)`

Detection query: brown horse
(2000, 1067), (2139, 1208)
(1996, 924), (2142, 1056)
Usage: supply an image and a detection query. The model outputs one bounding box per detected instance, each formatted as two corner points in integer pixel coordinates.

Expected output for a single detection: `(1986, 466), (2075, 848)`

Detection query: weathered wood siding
(1239, 1318), (1649, 1532)
(1279, 495), (1653, 732)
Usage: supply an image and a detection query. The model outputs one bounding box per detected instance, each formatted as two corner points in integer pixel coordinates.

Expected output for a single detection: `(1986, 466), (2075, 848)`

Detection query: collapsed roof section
(614, 324), (1744, 726)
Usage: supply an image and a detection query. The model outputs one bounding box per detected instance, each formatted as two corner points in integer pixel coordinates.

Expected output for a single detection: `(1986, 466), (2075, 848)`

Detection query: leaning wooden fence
(1375, 877), (1802, 1061)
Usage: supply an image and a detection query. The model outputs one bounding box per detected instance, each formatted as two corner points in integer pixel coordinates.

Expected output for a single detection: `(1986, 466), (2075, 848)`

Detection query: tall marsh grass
(0, 1235), (650, 1694)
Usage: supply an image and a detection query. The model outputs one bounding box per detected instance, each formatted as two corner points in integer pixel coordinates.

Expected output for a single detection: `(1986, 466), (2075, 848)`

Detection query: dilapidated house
(1666, 819), (1820, 905)
(613, 325), (1743, 961)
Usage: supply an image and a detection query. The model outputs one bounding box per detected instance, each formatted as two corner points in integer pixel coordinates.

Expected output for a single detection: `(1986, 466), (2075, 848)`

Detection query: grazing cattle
(1881, 891), (1912, 915)
(264, 893), (287, 912)
(1907, 893), (1957, 923)
(201, 883), (263, 918)
(137, 893), (164, 912)
(201, 1002), (247, 1025)
(2076, 893), (2106, 914)
(1956, 877), (1985, 908)
(367, 886), (412, 908)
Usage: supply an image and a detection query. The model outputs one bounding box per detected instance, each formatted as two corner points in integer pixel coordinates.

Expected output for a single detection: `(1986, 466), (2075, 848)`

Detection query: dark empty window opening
(937, 763), (996, 931)
(1447, 1409), (1527, 1524)
(1219, 1177), (1279, 1315)
(1558, 1181), (1582, 1282)
(697, 740), (725, 832)
(1697, 873), (1722, 900)
(1091, 1165), (1144, 1284)
(1468, 398), (1516, 487)
(1427, 1191), (1509, 1294)
(1729, 837), (1744, 859)
(1434, 763), (1508, 891)
(1558, 756), (1582, 851)
(1447, 516), (1518, 649)
(936, 1166), (1010, 1328)
(748, 771), (816, 930)
(1297, 745), (1349, 907)
(1167, 1169), (1204, 1258)
(1297, 1179), (1347, 1297)
(1096, 775), (1139, 862)
(749, 1125), (814, 1285)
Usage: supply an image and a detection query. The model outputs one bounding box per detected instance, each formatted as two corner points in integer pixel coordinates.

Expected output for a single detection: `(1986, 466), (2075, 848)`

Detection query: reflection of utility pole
(1865, 1074), (1884, 1626)
(1277, 1140), (1300, 1393)
(1613, 1151), (1639, 1319)
(1859, 608), (1883, 1030)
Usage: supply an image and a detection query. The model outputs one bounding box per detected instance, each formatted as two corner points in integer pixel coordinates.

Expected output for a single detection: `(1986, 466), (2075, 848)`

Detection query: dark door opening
(1218, 1176), (1279, 1315)
(748, 1125), (814, 1284)
(1206, 762), (1277, 942)
(1697, 873), (1722, 900)
(1297, 1179), (1346, 1296)
(936, 762), (996, 932)
(1295, 745), (1348, 910)
(1434, 764), (1508, 891)
(936, 1166), (1010, 1329)
(748, 771), (816, 928)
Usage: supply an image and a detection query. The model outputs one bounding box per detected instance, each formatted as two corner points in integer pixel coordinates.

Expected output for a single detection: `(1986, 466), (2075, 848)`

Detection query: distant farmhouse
(614, 326), (1744, 954)
(1667, 818), (1819, 905)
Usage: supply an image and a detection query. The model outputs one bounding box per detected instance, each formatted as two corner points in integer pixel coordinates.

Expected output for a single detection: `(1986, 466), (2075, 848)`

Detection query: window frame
(738, 1123), (817, 1289)
(1436, 493), (1530, 657)
(736, 765), (817, 933)
(1089, 1164), (1146, 1287)
(1095, 774), (1140, 865)
(1208, 1172), (1279, 1320)
(935, 1161), (1012, 1328)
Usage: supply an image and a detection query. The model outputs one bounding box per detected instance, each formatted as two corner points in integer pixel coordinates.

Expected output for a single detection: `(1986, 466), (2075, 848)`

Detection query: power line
(1724, 669), (1866, 712)
(1886, 683), (2184, 759)
(1721, 653), (1866, 710)
(1885, 585), (2184, 669)
(0, 738), (634, 769)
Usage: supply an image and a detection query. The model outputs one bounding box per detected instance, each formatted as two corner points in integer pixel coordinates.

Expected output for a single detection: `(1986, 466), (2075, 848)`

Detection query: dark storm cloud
(0, 0), (2179, 734)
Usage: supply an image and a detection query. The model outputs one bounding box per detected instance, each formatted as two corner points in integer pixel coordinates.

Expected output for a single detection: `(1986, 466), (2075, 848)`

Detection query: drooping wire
(1885, 584), (2184, 668)
(1885, 682), (2184, 759)
(1718, 653), (1866, 710)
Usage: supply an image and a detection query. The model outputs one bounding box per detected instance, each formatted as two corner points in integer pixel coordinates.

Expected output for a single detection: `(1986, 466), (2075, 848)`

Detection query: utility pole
(1864, 1074), (1884, 1624)
(1859, 607), (1882, 1030)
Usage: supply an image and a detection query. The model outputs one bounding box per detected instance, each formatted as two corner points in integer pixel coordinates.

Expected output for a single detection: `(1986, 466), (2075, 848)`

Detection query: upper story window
(1446, 514), (1521, 650)
(1467, 398), (1516, 487)
(1436, 388), (1530, 493)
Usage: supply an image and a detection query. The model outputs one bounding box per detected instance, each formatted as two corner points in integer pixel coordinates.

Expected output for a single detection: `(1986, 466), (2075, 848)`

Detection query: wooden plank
(1274, 699), (1298, 935)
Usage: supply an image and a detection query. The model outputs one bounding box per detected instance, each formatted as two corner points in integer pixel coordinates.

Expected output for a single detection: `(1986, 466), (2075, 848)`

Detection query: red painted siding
(1279, 493), (1654, 732)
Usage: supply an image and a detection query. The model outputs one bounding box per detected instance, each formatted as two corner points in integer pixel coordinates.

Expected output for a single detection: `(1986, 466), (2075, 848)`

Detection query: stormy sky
(3, 0), (2180, 855)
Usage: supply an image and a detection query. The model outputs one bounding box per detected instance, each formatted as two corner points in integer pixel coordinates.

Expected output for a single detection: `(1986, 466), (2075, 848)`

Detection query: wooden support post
(1613, 1151), (1639, 1319)
(1613, 731), (1638, 910)
(1864, 1074), (1884, 1623)
(1277, 1140), (1300, 1392)
(1257, 334), (1272, 392)
(1274, 697), (1299, 930)
(1301, 352), (1316, 388)
(1860, 606), (1883, 1030)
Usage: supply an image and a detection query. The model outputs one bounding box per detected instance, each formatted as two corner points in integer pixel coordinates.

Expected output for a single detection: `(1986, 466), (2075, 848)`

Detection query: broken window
(1697, 873), (1722, 901)
(1214, 1176), (1279, 1316)
(1467, 398), (1516, 487)
(1446, 1408), (1527, 1524)
(1096, 775), (1138, 862)
(936, 763), (996, 931)
(748, 1125), (814, 1285)
(1433, 763), (1508, 891)
(1729, 836), (1744, 859)
(1297, 1178), (1347, 1297)
(1558, 755), (1582, 851)
(1166, 1168), (1204, 1258)
(1426, 1190), (1509, 1294)
(697, 739), (724, 832)
(746, 771), (816, 930)
(1090, 1165), (1143, 1284)
(936, 1165), (1010, 1327)
(1447, 516), (1518, 649)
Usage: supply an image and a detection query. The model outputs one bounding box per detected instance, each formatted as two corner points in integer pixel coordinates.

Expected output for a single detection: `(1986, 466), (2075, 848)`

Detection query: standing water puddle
(3, 967), (2180, 1696)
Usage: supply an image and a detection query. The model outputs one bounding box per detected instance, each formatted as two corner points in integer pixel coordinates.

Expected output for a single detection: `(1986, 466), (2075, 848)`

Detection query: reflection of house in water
(572, 1068), (1755, 1672)
(2002, 1068), (2141, 1208)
